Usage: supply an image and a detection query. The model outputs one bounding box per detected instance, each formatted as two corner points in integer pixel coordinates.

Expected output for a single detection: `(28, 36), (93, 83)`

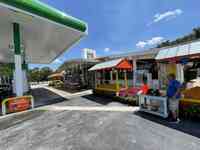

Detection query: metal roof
(64, 58), (99, 64)
(156, 40), (200, 60)
(0, 0), (87, 64)
(89, 59), (122, 71)
(107, 49), (159, 60)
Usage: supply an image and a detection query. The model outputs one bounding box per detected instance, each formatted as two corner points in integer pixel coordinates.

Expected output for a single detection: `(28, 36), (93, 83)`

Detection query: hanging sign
(180, 57), (189, 65)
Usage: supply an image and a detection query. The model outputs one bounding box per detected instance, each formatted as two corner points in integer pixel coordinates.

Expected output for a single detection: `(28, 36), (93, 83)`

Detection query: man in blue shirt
(167, 73), (181, 123)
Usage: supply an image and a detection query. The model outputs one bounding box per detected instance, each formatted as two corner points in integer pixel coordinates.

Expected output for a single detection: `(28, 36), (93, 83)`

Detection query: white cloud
(136, 37), (164, 48)
(153, 9), (183, 23)
(104, 48), (111, 53)
(136, 41), (147, 48)
(147, 37), (164, 45)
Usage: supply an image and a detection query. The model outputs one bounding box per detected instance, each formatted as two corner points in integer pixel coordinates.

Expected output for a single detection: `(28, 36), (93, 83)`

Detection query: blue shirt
(167, 79), (181, 99)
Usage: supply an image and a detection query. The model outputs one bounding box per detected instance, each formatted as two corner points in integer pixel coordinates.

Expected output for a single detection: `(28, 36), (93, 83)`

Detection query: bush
(48, 80), (64, 88)
(55, 81), (64, 88)
(48, 81), (54, 86)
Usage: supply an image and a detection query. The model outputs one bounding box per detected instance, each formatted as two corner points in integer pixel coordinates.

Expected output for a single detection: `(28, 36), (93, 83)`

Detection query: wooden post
(110, 70), (113, 84)
(102, 70), (105, 84)
(116, 70), (119, 96)
(124, 70), (128, 89)
(176, 64), (184, 83)
(94, 71), (97, 88)
(133, 58), (137, 87)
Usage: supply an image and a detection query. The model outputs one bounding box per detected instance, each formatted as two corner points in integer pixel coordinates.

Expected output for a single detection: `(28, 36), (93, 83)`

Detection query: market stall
(89, 59), (132, 96)
(58, 58), (99, 89)
(139, 40), (200, 118)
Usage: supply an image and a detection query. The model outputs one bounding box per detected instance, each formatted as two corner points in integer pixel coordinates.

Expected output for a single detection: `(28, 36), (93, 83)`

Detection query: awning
(48, 72), (64, 79)
(89, 59), (132, 71)
(156, 40), (200, 61)
(0, 0), (88, 64)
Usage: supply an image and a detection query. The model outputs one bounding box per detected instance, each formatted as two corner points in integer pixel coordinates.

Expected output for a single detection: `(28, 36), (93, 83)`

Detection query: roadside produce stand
(139, 40), (200, 118)
(89, 59), (132, 96)
(0, 0), (87, 114)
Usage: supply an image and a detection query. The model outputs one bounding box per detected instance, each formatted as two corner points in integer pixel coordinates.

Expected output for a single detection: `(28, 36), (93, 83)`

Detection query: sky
(30, 0), (200, 70)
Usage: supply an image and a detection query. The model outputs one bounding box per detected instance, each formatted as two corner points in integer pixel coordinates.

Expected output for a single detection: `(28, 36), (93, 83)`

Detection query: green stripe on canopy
(0, 0), (87, 32)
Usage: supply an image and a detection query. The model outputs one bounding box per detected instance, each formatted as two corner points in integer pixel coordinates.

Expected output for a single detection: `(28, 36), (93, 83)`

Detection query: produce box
(182, 87), (200, 99)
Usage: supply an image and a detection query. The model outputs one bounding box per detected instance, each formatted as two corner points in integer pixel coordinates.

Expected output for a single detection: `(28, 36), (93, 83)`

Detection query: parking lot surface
(0, 93), (200, 150)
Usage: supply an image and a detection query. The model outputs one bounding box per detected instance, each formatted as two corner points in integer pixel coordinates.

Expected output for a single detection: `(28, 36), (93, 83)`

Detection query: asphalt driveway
(0, 94), (200, 150)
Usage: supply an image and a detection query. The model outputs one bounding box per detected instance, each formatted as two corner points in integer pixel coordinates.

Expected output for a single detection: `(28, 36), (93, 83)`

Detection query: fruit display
(182, 87), (200, 99)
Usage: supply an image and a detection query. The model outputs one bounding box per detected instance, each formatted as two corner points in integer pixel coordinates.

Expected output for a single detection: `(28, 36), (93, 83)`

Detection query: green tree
(0, 63), (13, 77)
(28, 67), (40, 82)
(39, 67), (53, 81)
(28, 67), (53, 82)
(156, 26), (200, 48)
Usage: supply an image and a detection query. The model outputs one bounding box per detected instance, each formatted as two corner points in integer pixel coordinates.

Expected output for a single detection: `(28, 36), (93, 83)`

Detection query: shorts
(168, 98), (180, 112)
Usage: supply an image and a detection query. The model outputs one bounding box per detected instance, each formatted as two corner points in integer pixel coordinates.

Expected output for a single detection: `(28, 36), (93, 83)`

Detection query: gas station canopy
(0, 0), (87, 64)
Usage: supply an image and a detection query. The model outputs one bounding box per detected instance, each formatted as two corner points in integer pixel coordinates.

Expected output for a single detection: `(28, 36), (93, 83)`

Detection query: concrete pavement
(0, 89), (200, 150)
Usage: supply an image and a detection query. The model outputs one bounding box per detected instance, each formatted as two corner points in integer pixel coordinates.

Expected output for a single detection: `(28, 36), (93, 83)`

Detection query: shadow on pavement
(82, 94), (115, 105)
(0, 110), (45, 131)
(31, 88), (68, 108)
(134, 111), (200, 138)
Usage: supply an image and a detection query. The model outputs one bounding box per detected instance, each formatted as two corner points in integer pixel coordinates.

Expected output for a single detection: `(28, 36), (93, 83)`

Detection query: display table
(139, 95), (168, 118)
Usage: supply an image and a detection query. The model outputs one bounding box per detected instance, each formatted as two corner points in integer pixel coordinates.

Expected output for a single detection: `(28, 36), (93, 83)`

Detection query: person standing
(167, 73), (181, 123)
(137, 77), (149, 95)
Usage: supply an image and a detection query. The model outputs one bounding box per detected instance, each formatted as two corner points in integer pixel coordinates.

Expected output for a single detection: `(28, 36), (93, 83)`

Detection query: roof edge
(0, 0), (87, 32)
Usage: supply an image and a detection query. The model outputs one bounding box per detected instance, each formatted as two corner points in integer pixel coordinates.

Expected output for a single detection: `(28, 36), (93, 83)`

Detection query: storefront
(139, 40), (200, 118)
(58, 59), (99, 89)
(89, 59), (132, 96)
(156, 40), (200, 86)
(107, 49), (160, 90)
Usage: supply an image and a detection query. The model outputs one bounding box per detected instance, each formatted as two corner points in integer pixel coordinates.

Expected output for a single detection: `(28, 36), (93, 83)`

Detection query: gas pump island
(0, 0), (87, 114)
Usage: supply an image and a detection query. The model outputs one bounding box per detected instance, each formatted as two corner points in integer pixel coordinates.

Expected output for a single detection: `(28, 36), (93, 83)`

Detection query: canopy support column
(23, 63), (29, 93)
(13, 23), (23, 96)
